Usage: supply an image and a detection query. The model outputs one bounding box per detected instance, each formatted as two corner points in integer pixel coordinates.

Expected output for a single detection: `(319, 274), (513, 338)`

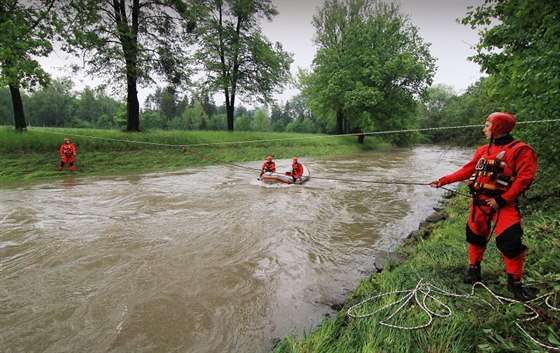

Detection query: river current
(0, 145), (471, 353)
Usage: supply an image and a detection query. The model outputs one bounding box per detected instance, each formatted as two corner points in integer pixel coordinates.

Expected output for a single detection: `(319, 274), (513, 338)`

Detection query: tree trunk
(336, 108), (344, 134)
(352, 126), (365, 144)
(126, 73), (140, 131)
(9, 85), (27, 131)
(225, 92), (235, 131)
(357, 134), (364, 144)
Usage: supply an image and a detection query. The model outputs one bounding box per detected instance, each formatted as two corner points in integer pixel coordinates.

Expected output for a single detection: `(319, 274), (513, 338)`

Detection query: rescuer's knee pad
(496, 223), (527, 259)
(466, 224), (488, 248)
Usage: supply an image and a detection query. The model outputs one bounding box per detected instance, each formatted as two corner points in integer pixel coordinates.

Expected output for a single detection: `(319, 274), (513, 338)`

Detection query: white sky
(38, 0), (485, 105)
(262, 0), (485, 103)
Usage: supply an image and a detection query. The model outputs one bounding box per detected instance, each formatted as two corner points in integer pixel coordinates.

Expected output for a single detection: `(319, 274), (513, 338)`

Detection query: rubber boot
(507, 274), (535, 301)
(58, 165), (63, 171)
(70, 165), (75, 171)
(464, 262), (482, 284)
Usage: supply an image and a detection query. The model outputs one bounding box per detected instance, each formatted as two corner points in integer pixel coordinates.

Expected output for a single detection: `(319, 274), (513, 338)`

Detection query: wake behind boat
(259, 165), (310, 185)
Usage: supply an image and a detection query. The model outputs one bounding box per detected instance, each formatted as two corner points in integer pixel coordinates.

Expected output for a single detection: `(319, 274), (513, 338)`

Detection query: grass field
(0, 126), (390, 182)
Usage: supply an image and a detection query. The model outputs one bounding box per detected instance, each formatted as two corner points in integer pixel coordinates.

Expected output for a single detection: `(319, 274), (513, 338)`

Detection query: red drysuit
(291, 162), (303, 179)
(438, 135), (537, 279)
(260, 160), (276, 176)
(59, 140), (77, 171)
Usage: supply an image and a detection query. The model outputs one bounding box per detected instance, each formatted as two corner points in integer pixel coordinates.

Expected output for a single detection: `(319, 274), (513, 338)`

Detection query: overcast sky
(262, 0), (485, 103)
(39, 0), (486, 105)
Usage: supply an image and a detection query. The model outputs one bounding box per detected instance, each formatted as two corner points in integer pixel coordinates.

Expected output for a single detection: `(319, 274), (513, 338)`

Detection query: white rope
(28, 118), (560, 148)
(346, 279), (559, 351)
(29, 128), (183, 147)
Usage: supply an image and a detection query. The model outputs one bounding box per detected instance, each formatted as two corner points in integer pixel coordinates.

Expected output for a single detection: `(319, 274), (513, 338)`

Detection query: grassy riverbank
(270, 189), (560, 353)
(0, 126), (389, 182)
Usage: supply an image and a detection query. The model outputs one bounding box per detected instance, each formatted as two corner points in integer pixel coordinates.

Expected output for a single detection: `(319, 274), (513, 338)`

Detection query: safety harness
(263, 161), (275, 172)
(467, 140), (523, 225)
(63, 145), (74, 156)
(468, 140), (521, 197)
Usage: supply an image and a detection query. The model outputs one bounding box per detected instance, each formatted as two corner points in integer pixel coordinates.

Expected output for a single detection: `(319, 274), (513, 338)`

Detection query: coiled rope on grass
(346, 278), (559, 351)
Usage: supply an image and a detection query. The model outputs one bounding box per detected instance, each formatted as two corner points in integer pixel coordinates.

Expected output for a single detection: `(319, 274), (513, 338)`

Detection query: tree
(25, 77), (76, 127)
(194, 0), (293, 131)
(233, 113), (251, 131)
(251, 107), (269, 131)
(182, 101), (208, 130)
(74, 86), (124, 128)
(145, 86), (183, 127)
(0, 87), (13, 125)
(59, 0), (199, 131)
(269, 104), (285, 132)
(301, 0), (435, 145)
(417, 84), (458, 142)
(462, 0), (560, 203)
(0, 0), (57, 130)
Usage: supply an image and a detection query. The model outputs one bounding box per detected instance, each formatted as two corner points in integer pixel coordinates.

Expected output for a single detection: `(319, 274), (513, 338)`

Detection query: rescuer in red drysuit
(430, 112), (537, 301)
(287, 157), (304, 182)
(260, 156), (276, 177)
(58, 137), (77, 171)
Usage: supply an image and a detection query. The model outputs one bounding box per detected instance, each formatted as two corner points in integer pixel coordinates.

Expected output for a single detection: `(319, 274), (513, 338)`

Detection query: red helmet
(486, 112), (516, 135)
(266, 156), (273, 161)
(292, 157), (298, 162)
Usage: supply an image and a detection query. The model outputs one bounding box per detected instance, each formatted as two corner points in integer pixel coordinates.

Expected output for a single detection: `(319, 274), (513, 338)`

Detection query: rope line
(311, 176), (429, 186)
(179, 147), (250, 170)
(346, 279), (559, 350)
(24, 127), (489, 192)
(29, 118), (560, 149)
(27, 120), (559, 193)
(29, 128), (183, 147)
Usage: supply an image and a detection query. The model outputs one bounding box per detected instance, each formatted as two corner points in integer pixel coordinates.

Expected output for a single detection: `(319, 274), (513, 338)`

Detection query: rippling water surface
(0, 146), (470, 353)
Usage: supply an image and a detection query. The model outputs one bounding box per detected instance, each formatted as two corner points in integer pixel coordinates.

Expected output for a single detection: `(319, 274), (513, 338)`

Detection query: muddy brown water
(1, 146), (471, 353)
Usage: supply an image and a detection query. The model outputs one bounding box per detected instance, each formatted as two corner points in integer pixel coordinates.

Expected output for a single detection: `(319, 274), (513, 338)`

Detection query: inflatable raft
(259, 165), (310, 185)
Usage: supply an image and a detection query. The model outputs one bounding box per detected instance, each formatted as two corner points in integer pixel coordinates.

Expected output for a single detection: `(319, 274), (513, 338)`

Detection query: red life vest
(262, 161), (276, 173)
(63, 145), (74, 156)
(467, 141), (523, 196)
(292, 163), (303, 178)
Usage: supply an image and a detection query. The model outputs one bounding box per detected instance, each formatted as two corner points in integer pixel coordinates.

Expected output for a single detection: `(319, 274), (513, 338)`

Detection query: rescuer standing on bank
(430, 112), (537, 301)
(58, 137), (77, 171)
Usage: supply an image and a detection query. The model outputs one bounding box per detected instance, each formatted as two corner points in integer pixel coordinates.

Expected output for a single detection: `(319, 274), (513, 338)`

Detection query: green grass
(270, 190), (560, 353)
(0, 126), (390, 182)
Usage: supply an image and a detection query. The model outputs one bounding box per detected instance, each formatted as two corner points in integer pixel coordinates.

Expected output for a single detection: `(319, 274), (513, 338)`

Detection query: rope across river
(29, 119), (533, 196)
(29, 118), (560, 148)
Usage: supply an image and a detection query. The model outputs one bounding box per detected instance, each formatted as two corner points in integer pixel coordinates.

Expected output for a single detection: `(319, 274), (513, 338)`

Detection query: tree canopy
(462, 0), (560, 201)
(58, 0), (199, 131)
(0, 0), (58, 130)
(193, 0), (293, 131)
(301, 0), (435, 145)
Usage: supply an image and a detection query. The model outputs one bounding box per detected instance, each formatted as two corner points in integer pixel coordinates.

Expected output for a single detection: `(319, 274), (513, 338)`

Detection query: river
(0, 145), (470, 353)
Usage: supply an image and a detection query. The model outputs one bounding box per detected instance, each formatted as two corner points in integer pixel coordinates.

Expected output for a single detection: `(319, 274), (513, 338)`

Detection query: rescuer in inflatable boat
(287, 157), (304, 182)
(430, 112), (537, 301)
(58, 137), (77, 171)
(260, 156), (276, 177)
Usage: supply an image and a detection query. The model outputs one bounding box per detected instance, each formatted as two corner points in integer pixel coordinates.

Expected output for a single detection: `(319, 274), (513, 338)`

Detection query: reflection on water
(0, 146), (470, 353)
